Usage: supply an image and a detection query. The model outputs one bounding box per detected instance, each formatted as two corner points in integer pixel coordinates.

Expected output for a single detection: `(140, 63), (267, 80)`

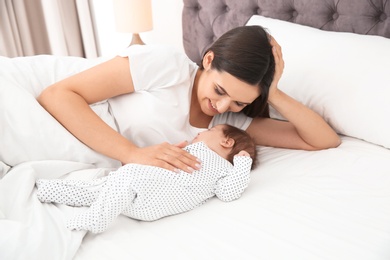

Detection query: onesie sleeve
(214, 156), (253, 202)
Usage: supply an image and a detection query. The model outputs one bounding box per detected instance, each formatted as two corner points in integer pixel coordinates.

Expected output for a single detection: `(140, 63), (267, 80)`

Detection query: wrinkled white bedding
(0, 55), (120, 168)
(0, 161), (97, 260)
(1, 136), (390, 260)
(0, 54), (120, 259)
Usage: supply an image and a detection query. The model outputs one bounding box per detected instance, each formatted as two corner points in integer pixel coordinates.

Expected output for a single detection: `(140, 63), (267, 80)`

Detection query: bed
(1, 0), (390, 259)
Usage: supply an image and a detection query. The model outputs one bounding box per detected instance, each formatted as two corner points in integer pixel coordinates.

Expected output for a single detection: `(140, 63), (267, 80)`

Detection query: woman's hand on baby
(268, 35), (285, 100)
(128, 142), (201, 173)
(235, 150), (250, 157)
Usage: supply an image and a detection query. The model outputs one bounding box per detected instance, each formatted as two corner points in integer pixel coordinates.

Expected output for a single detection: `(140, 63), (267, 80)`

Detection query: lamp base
(129, 33), (145, 46)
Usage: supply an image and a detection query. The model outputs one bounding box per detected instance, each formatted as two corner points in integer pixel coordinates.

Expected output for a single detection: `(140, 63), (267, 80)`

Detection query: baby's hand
(235, 150), (250, 157)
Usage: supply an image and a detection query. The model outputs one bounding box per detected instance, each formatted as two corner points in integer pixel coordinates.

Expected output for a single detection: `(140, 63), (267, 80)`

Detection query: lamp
(112, 0), (153, 45)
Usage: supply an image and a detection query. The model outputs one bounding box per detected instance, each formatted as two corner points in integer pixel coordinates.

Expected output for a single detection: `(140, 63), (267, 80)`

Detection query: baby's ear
(221, 137), (234, 148)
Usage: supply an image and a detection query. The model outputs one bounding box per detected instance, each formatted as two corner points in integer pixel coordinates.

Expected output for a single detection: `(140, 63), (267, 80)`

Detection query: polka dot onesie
(36, 142), (253, 233)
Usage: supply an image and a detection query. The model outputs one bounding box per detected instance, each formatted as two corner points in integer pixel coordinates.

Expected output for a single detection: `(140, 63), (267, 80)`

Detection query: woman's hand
(268, 36), (285, 101)
(124, 142), (201, 173)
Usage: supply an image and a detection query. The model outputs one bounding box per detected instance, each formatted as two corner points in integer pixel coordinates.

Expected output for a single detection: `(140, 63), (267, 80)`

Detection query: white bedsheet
(1, 136), (389, 260)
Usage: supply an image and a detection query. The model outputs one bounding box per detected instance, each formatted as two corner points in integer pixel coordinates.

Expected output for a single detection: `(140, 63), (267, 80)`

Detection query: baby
(36, 124), (257, 233)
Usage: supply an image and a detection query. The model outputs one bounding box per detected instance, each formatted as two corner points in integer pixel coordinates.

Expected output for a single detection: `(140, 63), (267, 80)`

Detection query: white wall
(92, 0), (184, 57)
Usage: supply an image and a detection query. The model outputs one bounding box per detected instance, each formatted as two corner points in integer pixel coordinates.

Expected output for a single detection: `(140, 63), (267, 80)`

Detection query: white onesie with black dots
(36, 142), (252, 233)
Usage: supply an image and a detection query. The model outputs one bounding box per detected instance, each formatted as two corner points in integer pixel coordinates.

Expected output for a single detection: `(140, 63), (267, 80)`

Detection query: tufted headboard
(182, 0), (390, 64)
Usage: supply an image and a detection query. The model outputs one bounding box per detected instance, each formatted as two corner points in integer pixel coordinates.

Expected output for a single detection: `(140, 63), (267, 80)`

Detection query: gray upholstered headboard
(182, 0), (390, 64)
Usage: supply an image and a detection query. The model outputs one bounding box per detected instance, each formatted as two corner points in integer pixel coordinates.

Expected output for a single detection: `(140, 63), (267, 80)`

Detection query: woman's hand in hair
(268, 36), (285, 101)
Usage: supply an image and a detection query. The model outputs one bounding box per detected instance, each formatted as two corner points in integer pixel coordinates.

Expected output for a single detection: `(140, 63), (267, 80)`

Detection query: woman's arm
(247, 99), (341, 150)
(246, 37), (340, 150)
(38, 56), (199, 172)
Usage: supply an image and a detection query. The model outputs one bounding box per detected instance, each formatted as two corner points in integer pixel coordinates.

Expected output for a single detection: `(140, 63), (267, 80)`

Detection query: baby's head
(192, 124), (257, 169)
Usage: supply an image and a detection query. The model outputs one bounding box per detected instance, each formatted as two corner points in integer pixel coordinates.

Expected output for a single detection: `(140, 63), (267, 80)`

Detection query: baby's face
(192, 125), (225, 149)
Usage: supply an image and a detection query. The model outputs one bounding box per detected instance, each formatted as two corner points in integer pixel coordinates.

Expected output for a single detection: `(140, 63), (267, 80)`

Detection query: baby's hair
(222, 124), (258, 169)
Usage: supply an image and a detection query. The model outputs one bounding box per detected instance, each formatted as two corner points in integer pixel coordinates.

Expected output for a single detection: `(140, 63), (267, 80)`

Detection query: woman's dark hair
(222, 124), (258, 169)
(200, 25), (275, 118)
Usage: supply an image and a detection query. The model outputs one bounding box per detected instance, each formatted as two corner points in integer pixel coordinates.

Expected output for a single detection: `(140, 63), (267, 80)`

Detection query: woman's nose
(216, 98), (231, 113)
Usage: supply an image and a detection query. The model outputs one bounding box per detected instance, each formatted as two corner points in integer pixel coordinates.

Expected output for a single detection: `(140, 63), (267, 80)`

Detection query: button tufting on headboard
(379, 12), (387, 21)
(292, 10), (298, 18)
(182, 0), (390, 64)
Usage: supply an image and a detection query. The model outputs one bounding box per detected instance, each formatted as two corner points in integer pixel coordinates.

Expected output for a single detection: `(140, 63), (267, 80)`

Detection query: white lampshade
(113, 0), (153, 33)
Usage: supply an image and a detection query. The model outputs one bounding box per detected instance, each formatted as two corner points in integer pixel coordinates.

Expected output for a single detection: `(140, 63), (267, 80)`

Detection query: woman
(38, 26), (340, 173)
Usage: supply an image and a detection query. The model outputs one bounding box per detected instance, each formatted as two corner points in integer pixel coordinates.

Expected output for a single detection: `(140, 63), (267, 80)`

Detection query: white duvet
(0, 55), (120, 169)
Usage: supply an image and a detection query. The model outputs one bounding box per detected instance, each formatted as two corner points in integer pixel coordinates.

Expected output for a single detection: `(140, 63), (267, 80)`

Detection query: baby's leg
(67, 170), (135, 233)
(36, 178), (107, 207)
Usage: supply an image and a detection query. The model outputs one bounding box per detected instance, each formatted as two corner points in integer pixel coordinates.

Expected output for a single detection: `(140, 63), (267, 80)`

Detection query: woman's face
(196, 53), (261, 116)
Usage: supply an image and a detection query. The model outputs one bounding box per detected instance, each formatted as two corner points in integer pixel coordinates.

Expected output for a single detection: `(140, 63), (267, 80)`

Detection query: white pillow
(246, 15), (390, 149)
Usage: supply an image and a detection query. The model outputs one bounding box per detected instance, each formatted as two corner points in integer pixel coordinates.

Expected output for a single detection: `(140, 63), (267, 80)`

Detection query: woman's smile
(208, 99), (219, 113)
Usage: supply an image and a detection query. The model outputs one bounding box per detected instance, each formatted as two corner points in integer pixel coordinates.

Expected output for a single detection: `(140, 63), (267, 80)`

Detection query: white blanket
(0, 54), (120, 259)
(0, 55), (120, 168)
(0, 161), (102, 260)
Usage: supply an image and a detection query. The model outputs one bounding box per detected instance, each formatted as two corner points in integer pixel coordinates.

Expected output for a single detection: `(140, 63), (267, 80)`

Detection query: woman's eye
(235, 102), (246, 107)
(214, 87), (224, 95)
